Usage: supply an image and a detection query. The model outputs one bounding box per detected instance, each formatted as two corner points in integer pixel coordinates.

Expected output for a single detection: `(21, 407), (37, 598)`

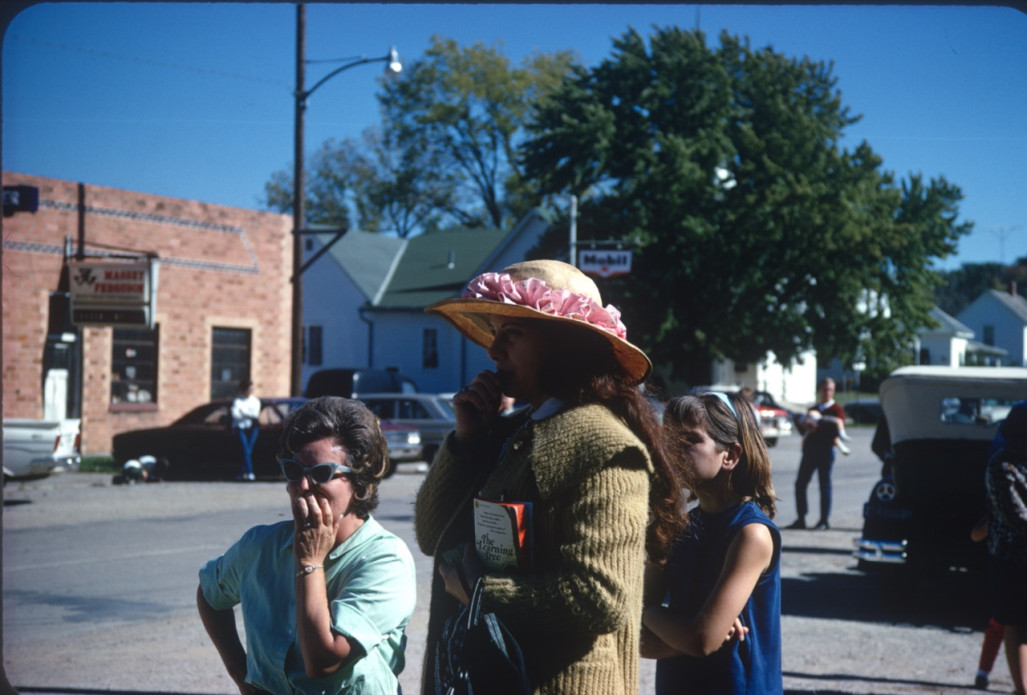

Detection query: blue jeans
(235, 426), (258, 477)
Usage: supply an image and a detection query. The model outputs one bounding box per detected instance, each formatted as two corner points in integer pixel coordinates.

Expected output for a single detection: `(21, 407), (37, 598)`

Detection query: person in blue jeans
(642, 390), (782, 695)
(231, 379), (261, 480)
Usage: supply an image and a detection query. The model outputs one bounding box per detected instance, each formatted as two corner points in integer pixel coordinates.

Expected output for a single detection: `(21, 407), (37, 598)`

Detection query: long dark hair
(665, 392), (777, 517)
(535, 319), (686, 564)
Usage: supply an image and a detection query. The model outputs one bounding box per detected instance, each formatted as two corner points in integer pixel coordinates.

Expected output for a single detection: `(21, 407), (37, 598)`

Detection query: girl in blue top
(642, 391), (783, 695)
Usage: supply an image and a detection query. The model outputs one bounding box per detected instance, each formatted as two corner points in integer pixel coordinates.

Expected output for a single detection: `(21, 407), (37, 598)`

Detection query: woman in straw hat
(414, 259), (685, 694)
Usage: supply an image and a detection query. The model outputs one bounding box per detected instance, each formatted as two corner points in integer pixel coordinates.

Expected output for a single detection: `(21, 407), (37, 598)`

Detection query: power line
(9, 33), (292, 88)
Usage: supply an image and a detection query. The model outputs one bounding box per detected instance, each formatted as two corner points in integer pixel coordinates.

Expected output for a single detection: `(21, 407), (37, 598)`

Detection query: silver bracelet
(296, 563), (324, 577)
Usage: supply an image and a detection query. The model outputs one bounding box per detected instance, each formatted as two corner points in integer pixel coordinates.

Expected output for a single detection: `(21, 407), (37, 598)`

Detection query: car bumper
(6, 454), (80, 480)
(853, 537), (908, 564)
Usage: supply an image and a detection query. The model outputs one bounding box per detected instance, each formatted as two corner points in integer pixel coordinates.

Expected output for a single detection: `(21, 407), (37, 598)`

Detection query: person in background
(971, 514), (1005, 690)
(197, 396), (416, 695)
(787, 378), (846, 530)
(984, 401), (1027, 695)
(415, 259), (685, 695)
(642, 391), (782, 695)
(231, 378), (261, 481)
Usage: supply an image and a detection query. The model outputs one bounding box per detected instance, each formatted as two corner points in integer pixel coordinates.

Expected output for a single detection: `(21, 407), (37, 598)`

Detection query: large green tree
(265, 36), (576, 236)
(379, 35), (576, 229)
(521, 27), (972, 383)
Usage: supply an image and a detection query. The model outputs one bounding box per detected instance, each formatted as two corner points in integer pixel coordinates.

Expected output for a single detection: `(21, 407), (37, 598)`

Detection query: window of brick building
(111, 326), (159, 409)
(305, 325), (323, 366)
(211, 327), (252, 400)
(423, 328), (438, 368)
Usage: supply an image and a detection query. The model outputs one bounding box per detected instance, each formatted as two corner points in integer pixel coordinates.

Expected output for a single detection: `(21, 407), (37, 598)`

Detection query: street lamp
(291, 3), (401, 395)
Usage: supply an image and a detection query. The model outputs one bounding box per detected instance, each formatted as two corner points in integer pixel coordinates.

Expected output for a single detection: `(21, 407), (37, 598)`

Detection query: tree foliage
(378, 35), (576, 230)
(265, 36), (577, 237)
(521, 27), (972, 383)
(934, 258), (1027, 316)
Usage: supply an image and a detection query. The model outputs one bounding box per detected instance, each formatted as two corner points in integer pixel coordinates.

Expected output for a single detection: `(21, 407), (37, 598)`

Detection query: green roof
(375, 228), (509, 309)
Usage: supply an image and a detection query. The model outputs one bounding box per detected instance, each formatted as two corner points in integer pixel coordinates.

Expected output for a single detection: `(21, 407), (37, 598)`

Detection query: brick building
(2, 173), (292, 455)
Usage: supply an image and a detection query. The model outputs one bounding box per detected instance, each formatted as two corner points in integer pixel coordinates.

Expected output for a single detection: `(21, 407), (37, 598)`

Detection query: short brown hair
(278, 397), (389, 518)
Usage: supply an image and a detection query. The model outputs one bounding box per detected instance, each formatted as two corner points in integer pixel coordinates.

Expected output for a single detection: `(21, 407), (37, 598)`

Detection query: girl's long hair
(535, 320), (686, 564)
(664, 392), (777, 518)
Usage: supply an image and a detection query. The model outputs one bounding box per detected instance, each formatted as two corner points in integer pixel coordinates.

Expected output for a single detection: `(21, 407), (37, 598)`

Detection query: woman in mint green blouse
(197, 397), (416, 695)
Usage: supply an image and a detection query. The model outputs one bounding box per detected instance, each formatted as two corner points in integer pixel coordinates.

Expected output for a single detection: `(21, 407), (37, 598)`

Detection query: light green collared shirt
(200, 516), (416, 695)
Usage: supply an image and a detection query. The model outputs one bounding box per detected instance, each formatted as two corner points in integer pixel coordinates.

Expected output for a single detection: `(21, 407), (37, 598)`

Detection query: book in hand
(473, 497), (533, 572)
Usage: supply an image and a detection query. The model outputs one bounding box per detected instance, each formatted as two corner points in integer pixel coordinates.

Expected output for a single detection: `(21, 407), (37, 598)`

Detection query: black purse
(434, 577), (531, 695)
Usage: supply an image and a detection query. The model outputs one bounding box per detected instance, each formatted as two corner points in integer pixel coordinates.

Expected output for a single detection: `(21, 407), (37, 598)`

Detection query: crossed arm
(641, 522), (774, 659)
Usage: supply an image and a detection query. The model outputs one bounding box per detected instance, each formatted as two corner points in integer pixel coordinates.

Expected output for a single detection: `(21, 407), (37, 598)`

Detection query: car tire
(765, 437), (778, 447)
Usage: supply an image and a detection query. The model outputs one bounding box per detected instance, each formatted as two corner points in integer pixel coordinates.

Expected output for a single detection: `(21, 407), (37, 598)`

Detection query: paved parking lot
(2, 427), (1011, 694)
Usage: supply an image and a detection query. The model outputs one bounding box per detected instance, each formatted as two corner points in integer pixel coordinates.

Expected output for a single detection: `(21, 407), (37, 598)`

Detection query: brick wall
(2, 173), (292, 454)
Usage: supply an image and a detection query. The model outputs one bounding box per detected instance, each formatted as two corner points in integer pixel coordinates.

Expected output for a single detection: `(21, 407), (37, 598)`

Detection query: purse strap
(465, 576), (487, 630)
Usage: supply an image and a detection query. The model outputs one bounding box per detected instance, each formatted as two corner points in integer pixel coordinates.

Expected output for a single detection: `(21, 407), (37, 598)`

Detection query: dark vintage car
(112, 397), (423, 480)
(853, 366), (1027, 581)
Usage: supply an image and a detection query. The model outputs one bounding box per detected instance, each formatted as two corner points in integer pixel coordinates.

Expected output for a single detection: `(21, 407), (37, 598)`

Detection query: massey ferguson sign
(69, 260), (159, 328)
(578, 250), (632, 278)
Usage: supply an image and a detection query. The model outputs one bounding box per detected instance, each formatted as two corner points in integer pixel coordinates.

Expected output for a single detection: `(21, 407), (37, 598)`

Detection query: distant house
(300, 209), (552, 393)
(956, 288), (1027, 367)
(916, 306), (976, 367)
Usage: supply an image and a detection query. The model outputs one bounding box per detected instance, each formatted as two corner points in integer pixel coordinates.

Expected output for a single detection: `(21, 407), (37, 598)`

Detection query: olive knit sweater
(414, 403), (653, 695)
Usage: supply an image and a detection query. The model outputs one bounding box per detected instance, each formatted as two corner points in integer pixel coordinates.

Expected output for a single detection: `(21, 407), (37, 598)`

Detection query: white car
(357, 393), (456, 463)
(3, 418), (81, 484)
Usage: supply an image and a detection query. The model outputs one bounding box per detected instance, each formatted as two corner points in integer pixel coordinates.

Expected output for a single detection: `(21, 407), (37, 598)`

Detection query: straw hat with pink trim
(426, 259), (653, 384)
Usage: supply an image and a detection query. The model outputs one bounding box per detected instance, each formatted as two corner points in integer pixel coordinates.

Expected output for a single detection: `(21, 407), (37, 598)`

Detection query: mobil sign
(578, 250), (632, 278)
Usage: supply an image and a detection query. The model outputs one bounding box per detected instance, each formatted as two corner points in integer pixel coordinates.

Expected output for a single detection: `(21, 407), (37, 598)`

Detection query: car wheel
(765, 437), (778, 447)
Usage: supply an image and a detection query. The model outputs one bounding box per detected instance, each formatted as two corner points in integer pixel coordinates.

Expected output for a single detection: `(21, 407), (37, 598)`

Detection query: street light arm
(299, 48), (400, 104)
(300, 55), (382, 103)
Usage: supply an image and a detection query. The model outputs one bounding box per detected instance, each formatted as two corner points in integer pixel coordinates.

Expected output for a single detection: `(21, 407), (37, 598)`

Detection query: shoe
(245, 472), (256, 481)
(786, 519), (807, 530)
(813, 520), (830, 530)
(974, 672), (989, 689)
(837, 442), (851, 455)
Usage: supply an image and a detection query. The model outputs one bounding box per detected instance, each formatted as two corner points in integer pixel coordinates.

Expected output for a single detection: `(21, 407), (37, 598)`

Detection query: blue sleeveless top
(655, 501), (783, 695)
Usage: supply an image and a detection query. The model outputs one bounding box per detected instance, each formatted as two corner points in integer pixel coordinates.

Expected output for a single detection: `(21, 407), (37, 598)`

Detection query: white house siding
(957, 291), (1027, 367)
(300, 247), (374, 390)
(710, 350), (817, 406)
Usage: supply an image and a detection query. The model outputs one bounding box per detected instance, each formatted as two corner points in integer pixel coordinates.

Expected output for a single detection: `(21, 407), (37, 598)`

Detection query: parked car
(844, 398), (883, 425)
(112, 398), (307, 480)
(113, 397), (424, 480)
(357, 393), (456, 463)
(691, 386), (795, 446)
(853, 366), (1027, 582)
(382, 422), (423, 474)
(3, 418), (81, 484)
(305, 368), (417, 398)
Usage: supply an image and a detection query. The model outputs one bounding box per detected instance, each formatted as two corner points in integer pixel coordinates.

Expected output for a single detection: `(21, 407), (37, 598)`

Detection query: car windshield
(940, 396), (1020, 425)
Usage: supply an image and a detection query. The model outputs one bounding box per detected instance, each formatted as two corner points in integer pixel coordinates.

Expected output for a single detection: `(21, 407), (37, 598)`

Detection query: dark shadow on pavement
(781, 569), (988, 631)
(784, 669), (979, 692)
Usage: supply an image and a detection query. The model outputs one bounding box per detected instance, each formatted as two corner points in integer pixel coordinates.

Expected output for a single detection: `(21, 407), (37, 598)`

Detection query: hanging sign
(68, 260), (159, 328)
(579, 250), (632, 278)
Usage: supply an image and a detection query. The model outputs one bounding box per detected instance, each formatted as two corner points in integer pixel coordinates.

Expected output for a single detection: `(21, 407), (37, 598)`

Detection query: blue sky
(3, 3), (1025, 270)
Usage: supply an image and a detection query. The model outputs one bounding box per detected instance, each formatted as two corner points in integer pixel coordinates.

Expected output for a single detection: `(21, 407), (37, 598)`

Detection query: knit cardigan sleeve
(481, 405), (652, 637)
(413, 431), (487, 557)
